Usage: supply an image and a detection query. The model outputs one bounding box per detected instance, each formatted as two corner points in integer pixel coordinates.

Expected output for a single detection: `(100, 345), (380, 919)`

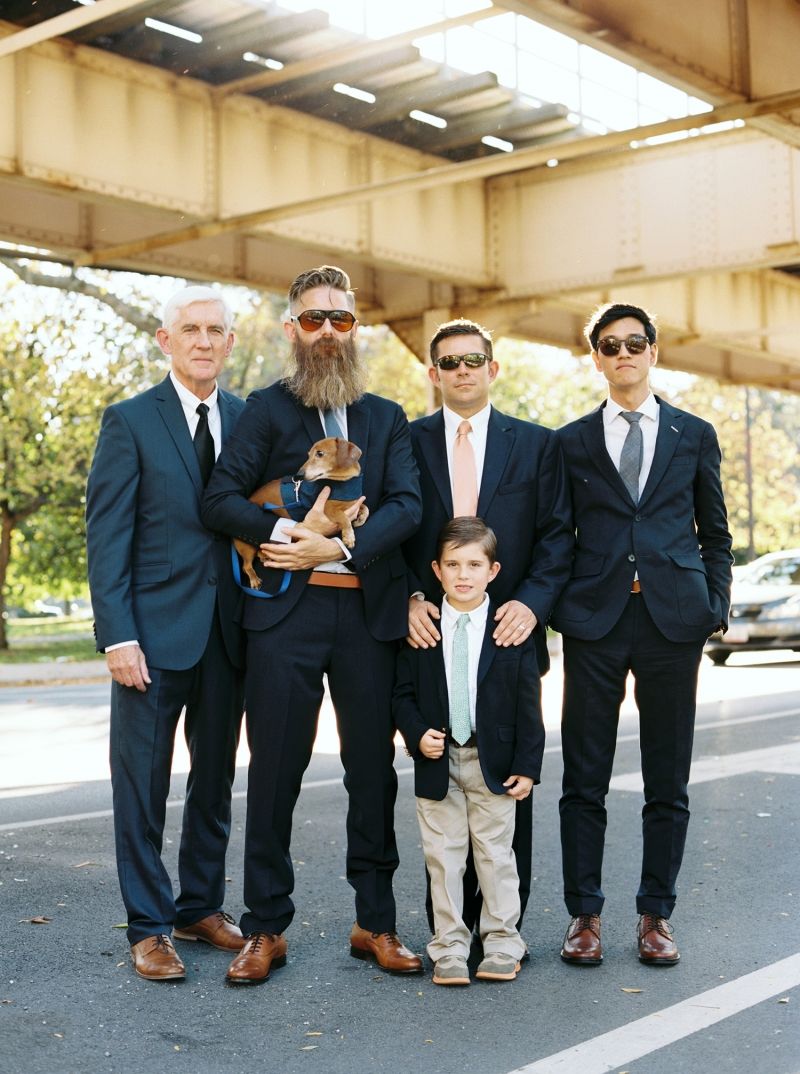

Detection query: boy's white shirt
(440, 593), (489, 733)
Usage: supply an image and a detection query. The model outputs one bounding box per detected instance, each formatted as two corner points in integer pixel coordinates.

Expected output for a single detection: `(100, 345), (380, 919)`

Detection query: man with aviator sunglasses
(551, 302), (733, 968)
(202, 265), (423, 984)
(402, 318), (573, 945)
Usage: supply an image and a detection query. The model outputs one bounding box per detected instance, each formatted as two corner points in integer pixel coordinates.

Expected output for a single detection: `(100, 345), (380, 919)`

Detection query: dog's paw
(354, 505), (369, 528)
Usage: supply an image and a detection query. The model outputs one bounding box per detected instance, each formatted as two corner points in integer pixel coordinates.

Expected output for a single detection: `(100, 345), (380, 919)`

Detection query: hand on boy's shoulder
(407, 597), (441, 649)
(493, 599), (537, 648)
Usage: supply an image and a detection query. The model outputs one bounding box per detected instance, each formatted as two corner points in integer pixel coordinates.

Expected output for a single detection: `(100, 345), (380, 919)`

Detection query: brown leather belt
(308, 571), (362, 589)
(631, 579), (642, 593)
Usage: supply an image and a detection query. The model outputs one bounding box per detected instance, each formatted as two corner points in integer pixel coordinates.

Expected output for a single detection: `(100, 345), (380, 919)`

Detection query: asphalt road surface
(1, 653), (799, 1074)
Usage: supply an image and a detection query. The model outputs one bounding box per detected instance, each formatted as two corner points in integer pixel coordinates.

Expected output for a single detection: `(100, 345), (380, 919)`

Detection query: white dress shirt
(170, 371), (221, 458)
(442, 402), (491, 503)
(440, 594), (489, 734)
(602, 392), (660, 498)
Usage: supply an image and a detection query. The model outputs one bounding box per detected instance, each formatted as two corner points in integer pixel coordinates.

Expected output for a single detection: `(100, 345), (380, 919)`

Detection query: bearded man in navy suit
(202, 265), (423, 984)
(402, 319), (573, 936)
(86, 286), (246, 981)
(552, 302), (733, 968)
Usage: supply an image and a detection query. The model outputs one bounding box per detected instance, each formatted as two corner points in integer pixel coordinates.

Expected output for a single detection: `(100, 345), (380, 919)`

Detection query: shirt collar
(170, 370), (218, 412)
(441, 593), (490, 628)
(442, 402), (491, 435)
(604, 391), (658, 425)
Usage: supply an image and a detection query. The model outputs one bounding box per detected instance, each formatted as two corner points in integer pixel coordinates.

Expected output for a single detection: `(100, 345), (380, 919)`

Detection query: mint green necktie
(449, 613), (472, 745)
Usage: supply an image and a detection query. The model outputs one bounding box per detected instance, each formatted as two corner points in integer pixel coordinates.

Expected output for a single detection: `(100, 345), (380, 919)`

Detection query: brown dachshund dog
(234, 437), (367, 590)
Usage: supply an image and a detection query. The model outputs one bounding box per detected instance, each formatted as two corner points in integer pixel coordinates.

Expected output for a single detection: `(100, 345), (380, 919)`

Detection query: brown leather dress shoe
(637, 913), (680, 966)
(349, 924), (423, 975)
(174, 912), (245, 951)
(226, 932), (287, 985)
(130, 935), (186, 981)
(560, 914), (603, 965)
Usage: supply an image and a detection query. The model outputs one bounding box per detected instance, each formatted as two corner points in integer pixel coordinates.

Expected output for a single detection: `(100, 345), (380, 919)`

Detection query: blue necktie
(619, 411), (643, 503)
(323, 409), (344, 439)
(449, 613), (472, 746)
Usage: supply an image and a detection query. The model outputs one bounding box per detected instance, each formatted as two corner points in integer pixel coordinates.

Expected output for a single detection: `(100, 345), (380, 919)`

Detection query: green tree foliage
(0, 295), (157, 648)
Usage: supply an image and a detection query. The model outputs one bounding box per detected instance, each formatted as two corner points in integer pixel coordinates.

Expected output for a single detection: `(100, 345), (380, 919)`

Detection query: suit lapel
(477, 409), (513, 516)
(416, 412), (452, 516)
(217, 389), (238, 443)
(578, 405), (633, 504)
(639, 398), (684, 507)
(154, 376), (203, 492)
(477, 605), (498, 687)
(346, 397), (371, 454)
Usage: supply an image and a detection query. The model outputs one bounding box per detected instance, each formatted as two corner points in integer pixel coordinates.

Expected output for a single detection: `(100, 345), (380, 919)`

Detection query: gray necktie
(323, 409), (344, 438)
(449, 613), (472, 746)
(619, 411), (643, 503)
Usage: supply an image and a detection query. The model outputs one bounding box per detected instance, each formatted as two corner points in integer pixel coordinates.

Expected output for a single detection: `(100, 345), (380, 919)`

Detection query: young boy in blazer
(393, 518), (545, 985)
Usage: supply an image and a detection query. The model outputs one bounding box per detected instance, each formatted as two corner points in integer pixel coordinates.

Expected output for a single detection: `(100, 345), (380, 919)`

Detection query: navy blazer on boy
(393, 603), (545, 801)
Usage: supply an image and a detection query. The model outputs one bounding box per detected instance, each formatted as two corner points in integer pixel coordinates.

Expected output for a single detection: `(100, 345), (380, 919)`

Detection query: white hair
(161, 286), (234, 332)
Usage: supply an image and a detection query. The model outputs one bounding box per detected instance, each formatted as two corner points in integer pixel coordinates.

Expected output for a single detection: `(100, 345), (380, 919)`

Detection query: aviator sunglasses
(596, 333), (650, 357)
(291, 309), (356, 332)
(434, 352), (490, 371)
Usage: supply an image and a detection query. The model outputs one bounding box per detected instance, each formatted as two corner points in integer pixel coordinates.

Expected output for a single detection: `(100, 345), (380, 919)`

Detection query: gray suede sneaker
(475, 953), (521, 981)
(432, 955), (470, 986)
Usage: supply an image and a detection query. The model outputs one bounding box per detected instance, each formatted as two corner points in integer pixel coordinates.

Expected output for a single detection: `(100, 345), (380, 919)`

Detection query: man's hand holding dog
(258, 487), (367, 571)
(106, 643), (151, 693)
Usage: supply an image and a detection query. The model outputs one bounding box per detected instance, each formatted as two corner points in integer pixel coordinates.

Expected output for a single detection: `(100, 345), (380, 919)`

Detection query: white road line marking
(2, 706), (797, 832)
(610, 740), (800, 792)
(0, 770), (414, 832)
(510, 952), (800, 1074)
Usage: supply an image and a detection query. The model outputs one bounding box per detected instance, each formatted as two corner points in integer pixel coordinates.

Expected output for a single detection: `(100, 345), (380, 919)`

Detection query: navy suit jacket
(86, 375), (245, 670)
(402, 407), (573, 672)
(393, 603), (545, 800)
(201, 382), (421, 642)
(550, 397), (733, 643)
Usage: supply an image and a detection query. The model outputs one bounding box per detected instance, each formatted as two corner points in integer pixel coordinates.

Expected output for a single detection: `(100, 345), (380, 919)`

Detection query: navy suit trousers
(109, 610), (243, 944)
(240, 586), (400, 937)
(559, 593), (703, 919)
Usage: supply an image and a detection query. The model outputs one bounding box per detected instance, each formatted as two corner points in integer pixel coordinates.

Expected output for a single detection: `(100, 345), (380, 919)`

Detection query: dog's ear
(336, 438), (362, 466)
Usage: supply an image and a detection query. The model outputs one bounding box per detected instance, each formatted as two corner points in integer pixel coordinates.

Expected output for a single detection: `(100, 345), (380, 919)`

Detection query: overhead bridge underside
(2, 0), (800, 389)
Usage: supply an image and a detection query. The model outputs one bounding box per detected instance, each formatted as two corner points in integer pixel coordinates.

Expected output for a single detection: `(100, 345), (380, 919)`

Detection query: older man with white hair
(86, 285), (246, 981)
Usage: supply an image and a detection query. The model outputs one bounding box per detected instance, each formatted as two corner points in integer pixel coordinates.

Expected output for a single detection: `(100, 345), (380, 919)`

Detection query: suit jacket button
(635, 514), (642, 521)
(628, 553), (636, 562)
(208, 576), (217, 585)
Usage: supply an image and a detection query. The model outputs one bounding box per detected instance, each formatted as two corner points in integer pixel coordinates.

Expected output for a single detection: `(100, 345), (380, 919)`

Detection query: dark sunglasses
(434, 352), (490, 371)
(291, 309), (356, 333)
(596, 334), (650, 357)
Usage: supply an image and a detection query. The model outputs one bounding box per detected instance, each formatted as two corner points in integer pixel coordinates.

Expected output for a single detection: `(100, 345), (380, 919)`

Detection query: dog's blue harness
(231, 473), (364, 598)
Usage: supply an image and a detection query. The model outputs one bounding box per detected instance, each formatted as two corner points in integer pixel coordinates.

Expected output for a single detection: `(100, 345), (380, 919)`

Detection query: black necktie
(193, 402), (215, 486)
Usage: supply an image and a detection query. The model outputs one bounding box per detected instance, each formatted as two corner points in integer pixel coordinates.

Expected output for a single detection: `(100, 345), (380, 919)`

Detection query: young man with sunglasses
(402, 319), (573, 943)
(202, 265), (424, 984)
(552, 302), (733, 968)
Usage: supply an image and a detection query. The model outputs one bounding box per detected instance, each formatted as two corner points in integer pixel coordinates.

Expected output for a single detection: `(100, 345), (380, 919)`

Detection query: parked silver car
(705, 549), (800, 665)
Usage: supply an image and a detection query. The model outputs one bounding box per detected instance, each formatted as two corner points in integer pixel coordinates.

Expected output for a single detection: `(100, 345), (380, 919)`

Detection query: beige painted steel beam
(74, 87), (800, 268)
(212, 6), (506, 98)
(0, 0), (150, 58)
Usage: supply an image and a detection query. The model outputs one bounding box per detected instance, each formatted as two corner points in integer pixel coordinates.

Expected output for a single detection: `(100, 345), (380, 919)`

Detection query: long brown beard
(283, 334), (367, 410)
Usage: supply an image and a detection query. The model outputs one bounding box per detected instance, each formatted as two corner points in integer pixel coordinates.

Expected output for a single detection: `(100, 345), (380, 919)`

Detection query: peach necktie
(452, 419), (478, 517)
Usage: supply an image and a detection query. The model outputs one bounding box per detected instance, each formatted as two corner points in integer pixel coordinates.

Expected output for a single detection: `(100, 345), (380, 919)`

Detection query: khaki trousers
(417, 744), (526, 962)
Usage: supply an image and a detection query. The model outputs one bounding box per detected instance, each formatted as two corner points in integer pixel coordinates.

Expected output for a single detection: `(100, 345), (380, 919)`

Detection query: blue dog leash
(230, 492), (297, 599)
